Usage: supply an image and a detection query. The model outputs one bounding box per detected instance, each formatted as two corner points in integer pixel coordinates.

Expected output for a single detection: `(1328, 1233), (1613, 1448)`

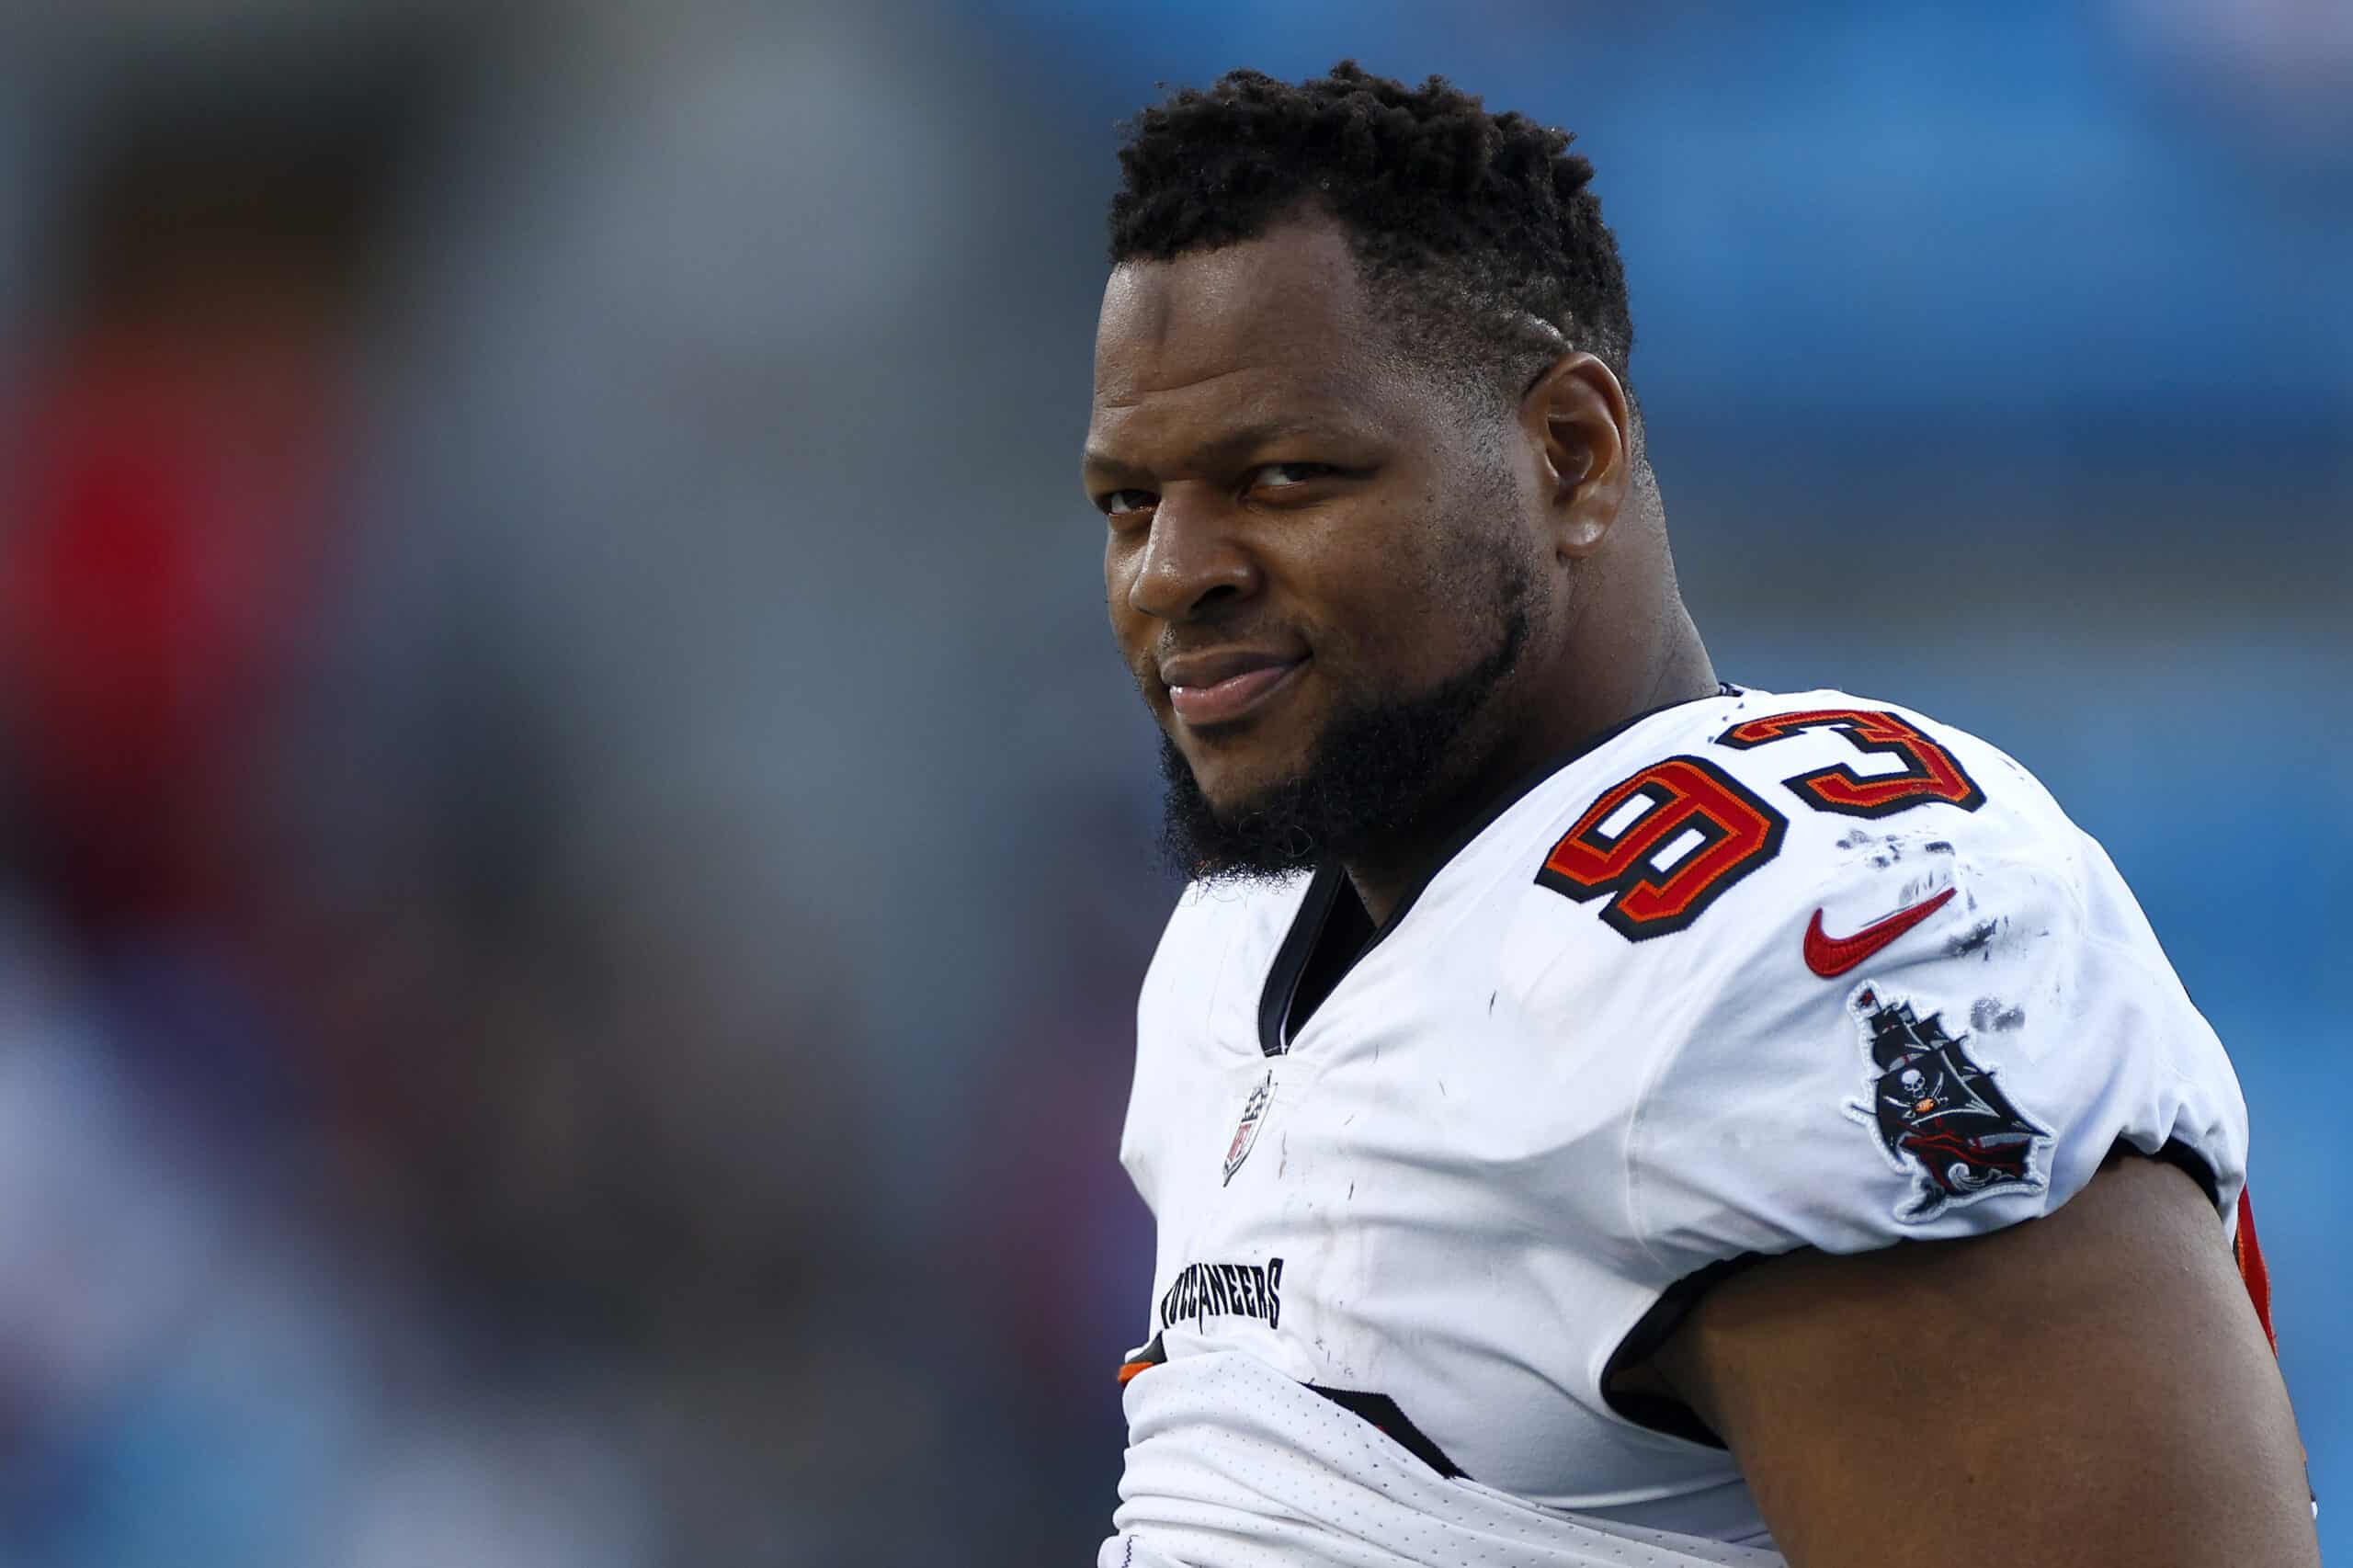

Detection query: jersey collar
(1255, 684), (1745, 1056)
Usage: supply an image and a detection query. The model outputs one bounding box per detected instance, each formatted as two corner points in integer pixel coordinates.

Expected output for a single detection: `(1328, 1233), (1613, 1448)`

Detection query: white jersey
(1103, 687), (2251, 1568)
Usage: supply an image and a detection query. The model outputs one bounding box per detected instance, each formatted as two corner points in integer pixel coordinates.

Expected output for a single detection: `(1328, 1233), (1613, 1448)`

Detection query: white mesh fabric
(1101, 1352), (1783, 1568)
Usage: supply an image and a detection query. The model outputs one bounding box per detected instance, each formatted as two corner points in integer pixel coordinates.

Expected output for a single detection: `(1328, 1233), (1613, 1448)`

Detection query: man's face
(1085, 215), (1549, 876)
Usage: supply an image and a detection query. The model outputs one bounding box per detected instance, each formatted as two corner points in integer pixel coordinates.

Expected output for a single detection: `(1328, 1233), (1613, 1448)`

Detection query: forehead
(1088, 219), (1404, 456)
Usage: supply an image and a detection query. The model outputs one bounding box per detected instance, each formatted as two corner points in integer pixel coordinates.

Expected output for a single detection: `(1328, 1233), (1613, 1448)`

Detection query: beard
(1156, 552), (1536, 886)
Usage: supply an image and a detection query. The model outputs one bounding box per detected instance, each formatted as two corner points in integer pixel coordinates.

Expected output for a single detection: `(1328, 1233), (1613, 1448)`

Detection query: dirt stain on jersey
(1971, 997), (2028, 1032)
(1946, 917), (2004, 959)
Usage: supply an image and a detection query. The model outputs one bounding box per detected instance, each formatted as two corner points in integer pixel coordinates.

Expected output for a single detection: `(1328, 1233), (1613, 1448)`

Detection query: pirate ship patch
(1841, 983), (2051, 1223)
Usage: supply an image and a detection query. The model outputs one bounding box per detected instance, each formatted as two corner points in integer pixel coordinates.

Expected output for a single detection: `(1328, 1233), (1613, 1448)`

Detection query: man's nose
(1126, 486), (1258, 622)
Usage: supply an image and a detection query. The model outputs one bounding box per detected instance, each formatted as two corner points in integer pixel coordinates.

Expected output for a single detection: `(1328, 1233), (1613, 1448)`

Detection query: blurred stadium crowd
(0, 2), (2344, 1564)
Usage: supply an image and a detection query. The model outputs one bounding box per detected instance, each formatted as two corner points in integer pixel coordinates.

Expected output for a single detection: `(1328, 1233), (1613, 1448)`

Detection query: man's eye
(1102, 489), (1156, 517)
(1253, 462), (1333, 490)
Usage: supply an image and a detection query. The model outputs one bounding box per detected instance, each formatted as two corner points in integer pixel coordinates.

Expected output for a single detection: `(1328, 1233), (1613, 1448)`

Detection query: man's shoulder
(1515, 685), (2060, 829)
(1492, 686), (2240, 1268)
(1494, 685), (2084, 956)
(1141, 686), (2095, 988)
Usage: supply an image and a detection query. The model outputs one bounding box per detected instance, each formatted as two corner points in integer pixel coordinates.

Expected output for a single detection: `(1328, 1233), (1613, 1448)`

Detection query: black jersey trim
(2139, 1133), (2220, 1209)
(1254, 684), (1745, 1057)
(1598, 1137), (2222, 1448)
(1306, 1385), (1467, 1479)
(1257, 862), (1348, 1056)
(1599, 1253), (1758, 1449)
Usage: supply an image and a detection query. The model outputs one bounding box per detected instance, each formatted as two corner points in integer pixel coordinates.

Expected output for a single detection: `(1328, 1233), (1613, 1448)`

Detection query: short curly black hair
(1109, 62), (1634, 409)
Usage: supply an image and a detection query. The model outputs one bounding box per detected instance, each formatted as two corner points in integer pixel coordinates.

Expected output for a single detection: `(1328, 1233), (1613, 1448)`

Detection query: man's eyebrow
(1081, 417), (1356, 479)
(1080, 446), (1147, 479)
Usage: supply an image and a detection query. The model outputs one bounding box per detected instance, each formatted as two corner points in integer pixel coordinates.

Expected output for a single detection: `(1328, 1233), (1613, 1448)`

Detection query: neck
(1339, 603), (1718, 926)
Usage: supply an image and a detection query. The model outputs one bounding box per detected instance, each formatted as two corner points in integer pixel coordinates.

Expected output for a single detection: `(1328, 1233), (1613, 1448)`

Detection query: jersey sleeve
(1622, 775), (2247, 1288)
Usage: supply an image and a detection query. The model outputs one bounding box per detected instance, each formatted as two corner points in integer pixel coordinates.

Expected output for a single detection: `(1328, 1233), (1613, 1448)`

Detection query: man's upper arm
(1552, 700), (2301, 1557)
(1651, 1151), (2317, 1568)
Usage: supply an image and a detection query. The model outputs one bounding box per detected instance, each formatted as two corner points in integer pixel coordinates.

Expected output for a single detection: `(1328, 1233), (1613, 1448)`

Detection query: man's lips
(1162, 652), (1308, 727)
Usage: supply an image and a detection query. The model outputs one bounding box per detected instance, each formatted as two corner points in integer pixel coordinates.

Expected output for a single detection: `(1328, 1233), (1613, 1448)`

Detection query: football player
(1083, 63), (2317, 1568)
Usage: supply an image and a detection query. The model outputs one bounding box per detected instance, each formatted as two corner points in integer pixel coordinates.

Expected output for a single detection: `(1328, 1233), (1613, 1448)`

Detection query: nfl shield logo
(1222, 1071), (1275, 1186)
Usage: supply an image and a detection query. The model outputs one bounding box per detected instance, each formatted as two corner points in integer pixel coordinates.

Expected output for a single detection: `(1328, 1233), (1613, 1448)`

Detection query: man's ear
(1520, 352), (1632, 559)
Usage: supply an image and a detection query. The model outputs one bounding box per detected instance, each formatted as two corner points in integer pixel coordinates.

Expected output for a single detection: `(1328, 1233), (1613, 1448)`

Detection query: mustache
(1130, 621), (1316, 690)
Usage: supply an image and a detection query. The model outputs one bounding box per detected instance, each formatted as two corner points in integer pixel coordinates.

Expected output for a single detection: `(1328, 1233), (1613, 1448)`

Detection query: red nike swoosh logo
(1802, 885), (1957, 977)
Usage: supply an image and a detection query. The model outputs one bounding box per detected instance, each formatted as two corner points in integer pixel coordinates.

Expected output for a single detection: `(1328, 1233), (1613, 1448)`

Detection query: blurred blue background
(0, 1), (2343, 1563)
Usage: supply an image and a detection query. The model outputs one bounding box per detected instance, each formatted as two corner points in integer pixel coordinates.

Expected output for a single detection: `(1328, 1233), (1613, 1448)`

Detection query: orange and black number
(1537, 756), (1789, 940)
(1716, 708), (1985, 819)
